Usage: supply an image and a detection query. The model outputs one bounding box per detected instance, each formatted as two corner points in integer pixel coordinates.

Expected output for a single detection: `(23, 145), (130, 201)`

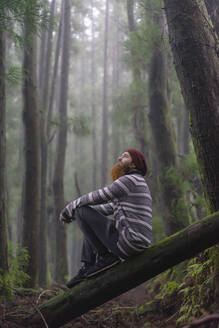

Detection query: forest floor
(0, 279), (218, 328)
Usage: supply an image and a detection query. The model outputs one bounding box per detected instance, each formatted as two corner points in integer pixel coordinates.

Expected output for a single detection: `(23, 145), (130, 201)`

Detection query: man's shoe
(86, 253), (120, 278)
(66, 263), (91, 288)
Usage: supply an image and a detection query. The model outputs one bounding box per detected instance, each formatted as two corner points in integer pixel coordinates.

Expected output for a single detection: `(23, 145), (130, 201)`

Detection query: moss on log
(26, 211), (219, 327)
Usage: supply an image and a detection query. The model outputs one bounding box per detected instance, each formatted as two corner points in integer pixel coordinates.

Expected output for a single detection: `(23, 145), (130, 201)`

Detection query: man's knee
(75, 206), (91, 221)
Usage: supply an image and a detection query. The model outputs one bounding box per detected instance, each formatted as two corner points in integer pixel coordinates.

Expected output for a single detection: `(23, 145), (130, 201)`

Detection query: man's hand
(59, 205), (74, 224)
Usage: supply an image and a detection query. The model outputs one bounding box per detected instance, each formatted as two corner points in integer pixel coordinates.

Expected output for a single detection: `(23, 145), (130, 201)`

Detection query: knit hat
(125, 148), (147, 176)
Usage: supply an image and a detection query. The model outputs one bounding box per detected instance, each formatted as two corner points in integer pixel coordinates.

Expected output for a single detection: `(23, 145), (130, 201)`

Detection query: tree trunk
(205, 0), (219, 35)
(148, 9), (189, 236)
(38, 0), (56, 288)
(24, 210), (219, 328)
(38, 1), (48, 93)
(163, 0), (219, 213)
(47, 6), (63, 278)
(53, 0), (71, 283)
(178, 105), (190, 156)
(101, 0), (109, 185)
(91, 0), (97, 189)
(0, 30), (8, 274)
(47, 0), (63, 142)
(111, 0), (121, 161)
(22, 2), (41, 288)
(126, 0), (148, 155)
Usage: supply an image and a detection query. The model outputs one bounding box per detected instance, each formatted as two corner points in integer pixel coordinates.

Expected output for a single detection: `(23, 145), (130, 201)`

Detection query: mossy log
(25, 211), (219, 328)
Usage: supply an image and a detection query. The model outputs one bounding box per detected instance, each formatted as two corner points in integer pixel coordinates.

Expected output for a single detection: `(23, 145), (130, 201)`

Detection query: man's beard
(110, 162), (135, 181)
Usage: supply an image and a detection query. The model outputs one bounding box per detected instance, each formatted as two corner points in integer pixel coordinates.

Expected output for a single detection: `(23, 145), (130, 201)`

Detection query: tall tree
(0, 28), (8, 275)
(111, 0), (121, 161)
(47, 0), (63, 282)
(163, 0), (219, 213)
(126, 0), (148, 154)
(148, 6), (189, 235)
(53, 0), (71, 283)
(22, 1), (41, 287)
(91, 0), (97, 189)
(101, 0), (110, 185)
(39, 0), (56, 288)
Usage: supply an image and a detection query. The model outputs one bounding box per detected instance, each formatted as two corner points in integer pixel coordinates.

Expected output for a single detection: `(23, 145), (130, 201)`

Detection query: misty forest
(1, 0), (219, 327)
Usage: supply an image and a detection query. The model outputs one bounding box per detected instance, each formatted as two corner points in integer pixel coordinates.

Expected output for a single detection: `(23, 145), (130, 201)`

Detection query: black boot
(86, 253), (120, 278)
(66, 263), (92, 288)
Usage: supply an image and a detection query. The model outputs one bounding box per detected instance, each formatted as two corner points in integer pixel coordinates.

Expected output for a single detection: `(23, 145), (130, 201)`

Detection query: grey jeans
(74, 206), (125, 264)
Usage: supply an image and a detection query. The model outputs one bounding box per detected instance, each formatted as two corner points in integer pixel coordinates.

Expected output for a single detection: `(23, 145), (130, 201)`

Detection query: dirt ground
(0, 282), (217, 328)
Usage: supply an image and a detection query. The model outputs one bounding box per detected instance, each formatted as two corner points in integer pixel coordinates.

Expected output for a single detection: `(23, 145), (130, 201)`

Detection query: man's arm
(60, 175), (133, 222)
(91, 203), (114, 216)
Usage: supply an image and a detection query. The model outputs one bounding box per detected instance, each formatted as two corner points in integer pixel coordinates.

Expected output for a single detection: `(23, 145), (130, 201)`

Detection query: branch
(183, 314), (219, 327)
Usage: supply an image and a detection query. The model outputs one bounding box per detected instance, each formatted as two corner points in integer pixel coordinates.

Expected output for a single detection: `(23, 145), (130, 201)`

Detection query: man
(60, 148), (152, 288)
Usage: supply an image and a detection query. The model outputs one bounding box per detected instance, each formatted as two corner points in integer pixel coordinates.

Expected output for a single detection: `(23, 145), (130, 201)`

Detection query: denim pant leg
(81, 238), (96, 264)
(75, 206), (124, 262)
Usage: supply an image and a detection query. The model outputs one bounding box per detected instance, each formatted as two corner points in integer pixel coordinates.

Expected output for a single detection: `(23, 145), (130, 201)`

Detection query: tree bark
(111, 0), (121, 161)
(205, 0), (219, 35)
(38, 0), (48, 93)
(24, 210), (219, 328)
(0, 30), (8, 274)
(22, 2), (41, 288)
(91, 0), (97, 189)
(178, 105), (190, 156)
(148, 9), (189, 236)
(126, 0), (148, 154)
(101, 0), (110, 185)
(53, 0), (71, 283)
(38, 0), (56, 288)
(47, 0), (63, 142)
(163, 0), (219, 213)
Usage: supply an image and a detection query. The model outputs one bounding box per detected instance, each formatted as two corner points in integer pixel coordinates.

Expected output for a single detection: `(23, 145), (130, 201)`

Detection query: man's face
(116, 152), (133, 166)
(110, 152), (135, 181)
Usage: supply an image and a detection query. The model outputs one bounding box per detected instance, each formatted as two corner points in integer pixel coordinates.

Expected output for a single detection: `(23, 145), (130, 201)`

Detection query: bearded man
(60, 148), (152, 288)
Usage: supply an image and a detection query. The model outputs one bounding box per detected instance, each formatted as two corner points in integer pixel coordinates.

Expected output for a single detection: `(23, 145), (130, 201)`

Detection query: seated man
(59, 148), (152, 288)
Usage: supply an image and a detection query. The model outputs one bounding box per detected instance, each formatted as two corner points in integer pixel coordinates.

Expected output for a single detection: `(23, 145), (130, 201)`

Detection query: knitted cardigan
(66, 171), (152, 258)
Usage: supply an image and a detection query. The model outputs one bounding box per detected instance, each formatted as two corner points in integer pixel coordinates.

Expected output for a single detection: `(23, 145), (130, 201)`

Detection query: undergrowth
(0, 242), (30, 299)
(146, 246), (219, 325)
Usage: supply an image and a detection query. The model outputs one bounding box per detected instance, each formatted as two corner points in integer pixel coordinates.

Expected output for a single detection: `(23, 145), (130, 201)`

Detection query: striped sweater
(66, 171), (152, 258)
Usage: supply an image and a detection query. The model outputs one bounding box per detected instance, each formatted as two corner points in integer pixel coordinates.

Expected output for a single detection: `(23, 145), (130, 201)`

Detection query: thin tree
(38, 0), (56, 288)
(111, 0), (121, 161)
(91, 0), (97, 189)
(0, 28), (8, 276)
(101, 0), (110, 185)
(22, 0), (41, 287)
(53, 0), (71, 283)
(47, 2), (64, 280)
(126, 0), (148, 154)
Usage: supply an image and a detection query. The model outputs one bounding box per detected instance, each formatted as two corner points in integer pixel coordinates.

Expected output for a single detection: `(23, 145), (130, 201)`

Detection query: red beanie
(125, 148), (147, 176)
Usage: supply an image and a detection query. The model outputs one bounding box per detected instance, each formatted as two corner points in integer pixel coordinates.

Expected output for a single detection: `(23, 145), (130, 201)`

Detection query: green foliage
(176, 250), (215, 323)
(69, 114), (91, 137)
(112, 80), (148, 126)
(162, 280), (180, 296)
(124, 0), (167, 71)
(0, 0), (49, 28)
(0, 243), (30, 299)
(159, 153), (207, 221)
(7, 65), (23, 85)
(152, 215), (164, 242)
(0, 0), (54, 46)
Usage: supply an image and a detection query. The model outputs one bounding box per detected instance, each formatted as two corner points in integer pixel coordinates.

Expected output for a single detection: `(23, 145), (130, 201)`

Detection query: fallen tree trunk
(25, 211), (219, 327)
